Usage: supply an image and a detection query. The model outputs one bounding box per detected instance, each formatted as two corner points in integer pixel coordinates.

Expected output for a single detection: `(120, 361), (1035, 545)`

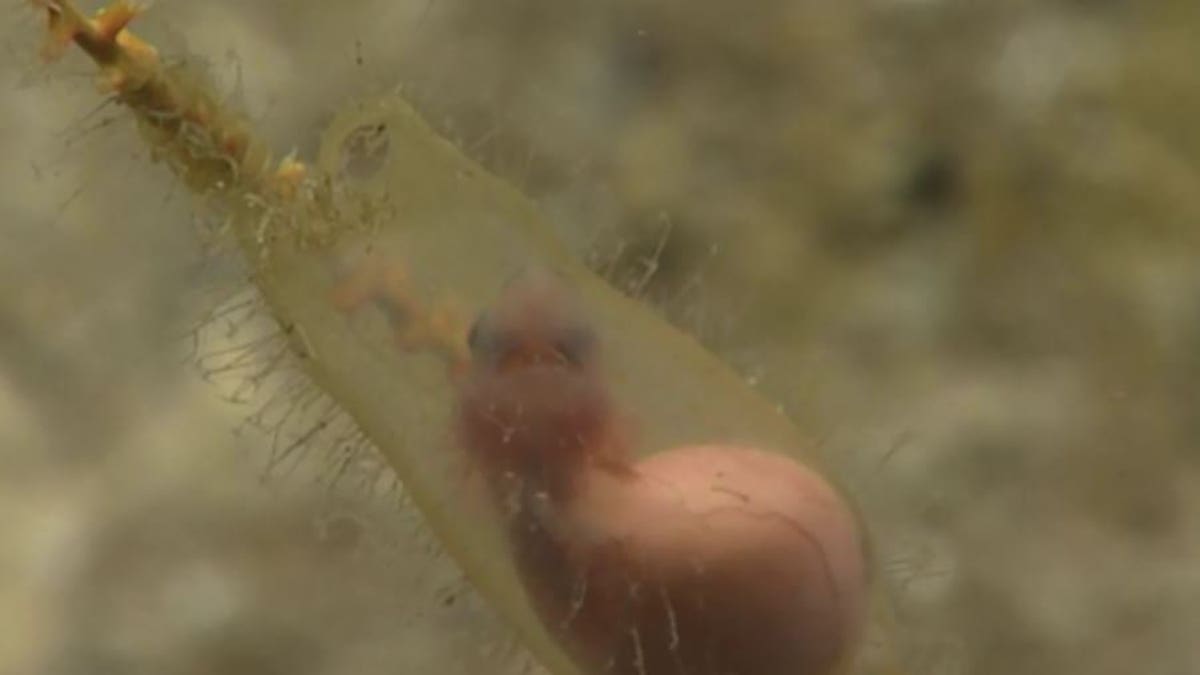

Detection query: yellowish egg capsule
(34, 3), (903, 673)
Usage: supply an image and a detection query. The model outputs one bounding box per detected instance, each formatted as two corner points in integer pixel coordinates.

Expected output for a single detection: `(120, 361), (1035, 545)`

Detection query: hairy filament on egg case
(31, 0), (425, 484)
(32, 0), (330, 258)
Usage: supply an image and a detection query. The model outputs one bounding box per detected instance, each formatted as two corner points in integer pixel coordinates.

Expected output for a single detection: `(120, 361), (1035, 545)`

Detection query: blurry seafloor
(2, 1), (1198, 674)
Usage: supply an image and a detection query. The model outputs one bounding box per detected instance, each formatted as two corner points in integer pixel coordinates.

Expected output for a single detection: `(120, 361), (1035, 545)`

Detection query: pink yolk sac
(457, 272), (868, 675)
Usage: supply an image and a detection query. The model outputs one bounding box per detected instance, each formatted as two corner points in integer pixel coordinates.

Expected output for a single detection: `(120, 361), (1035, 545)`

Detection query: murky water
(2, 2), (1197, 674)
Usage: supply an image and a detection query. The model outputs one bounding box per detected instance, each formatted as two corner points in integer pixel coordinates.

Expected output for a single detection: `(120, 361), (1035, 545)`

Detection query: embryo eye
(467, 311), (516, 366)
(555, 324), (596, 366)
(467, 311), (492, 356)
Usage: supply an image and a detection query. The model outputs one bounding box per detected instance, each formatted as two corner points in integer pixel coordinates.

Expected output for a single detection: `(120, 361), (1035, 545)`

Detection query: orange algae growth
(34, 3), (906, 674)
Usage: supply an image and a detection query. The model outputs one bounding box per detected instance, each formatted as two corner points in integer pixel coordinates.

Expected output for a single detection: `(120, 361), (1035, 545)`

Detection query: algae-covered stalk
(33, 2), (901, 673)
